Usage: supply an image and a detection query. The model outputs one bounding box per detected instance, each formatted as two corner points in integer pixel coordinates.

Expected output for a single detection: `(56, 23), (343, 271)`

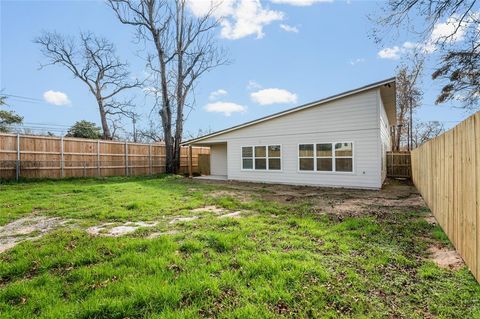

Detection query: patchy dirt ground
(1, 179), (462, 270)
(0, 216), (69, 253)
(195, 178), (466, 270)
(86, 221), (159, 236)
(198, 178), (426, 216)
(0, 205), (247, 252)
(428, 245), (464, 270)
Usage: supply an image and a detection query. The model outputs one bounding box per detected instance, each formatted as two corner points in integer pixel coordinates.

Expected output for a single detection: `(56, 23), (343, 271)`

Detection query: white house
(184, 78), (396, 189)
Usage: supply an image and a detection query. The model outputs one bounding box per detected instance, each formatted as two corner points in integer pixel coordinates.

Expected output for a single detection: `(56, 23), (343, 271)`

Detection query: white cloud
(246, 80), (262, 90)
(430, 16), (469, 44)
(251, 88), (297, 105)
(378, 46), (402, 60)
(43, 90), (71, 106)
(204, 101), (246, 116)
(209, 89), (228, 100)
(271, 0), (333, 6)
(349, 58), (365, 65)
(188, 0), (283, 40)
(378, 15), (476, 60)
(280, 24), (299, 33)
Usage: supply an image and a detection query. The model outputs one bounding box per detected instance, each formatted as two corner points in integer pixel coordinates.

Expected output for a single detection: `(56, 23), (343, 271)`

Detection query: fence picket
(0, 133), (209, 179)
(412, 111), (480, 282)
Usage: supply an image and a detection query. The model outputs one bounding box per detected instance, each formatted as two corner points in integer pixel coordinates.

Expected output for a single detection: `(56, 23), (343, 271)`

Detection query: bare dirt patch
(191, 205), (226, 214)
(86, 221), (158, 237)
(169, 216), (199, 224)
(424, 215), (437, 225)
(209, 190), (252, 202)
(428, 245), (464, 270)
(219, 211), (242, 219)
(195, 178), (426, 217)
(0, 215), (68, 253)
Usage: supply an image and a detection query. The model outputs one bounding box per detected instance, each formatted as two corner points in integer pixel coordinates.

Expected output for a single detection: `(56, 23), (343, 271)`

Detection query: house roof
(183, 77), (396, 145)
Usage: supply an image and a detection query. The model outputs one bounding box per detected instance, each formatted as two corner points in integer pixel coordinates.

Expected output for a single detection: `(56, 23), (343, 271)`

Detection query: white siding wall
(378, 92), (392, 182)
(201, 89), (384, 189)
(210, 143), (227, 176)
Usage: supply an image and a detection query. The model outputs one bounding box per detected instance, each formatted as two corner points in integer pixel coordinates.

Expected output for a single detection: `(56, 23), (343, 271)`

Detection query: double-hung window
(299, 142), (353, 172)
(334, 142), (353, 172)
(316, 143), (333, 171)
(268, 145), (281, 170)
(254, 146), (267, 170)
(242, 145), (281, 170)
(242, 147), (253, 169)
(299, 144), (314, 171)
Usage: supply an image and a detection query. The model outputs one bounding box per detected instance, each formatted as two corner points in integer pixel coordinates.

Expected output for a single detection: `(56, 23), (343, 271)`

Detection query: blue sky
(0, 0), (474, 138)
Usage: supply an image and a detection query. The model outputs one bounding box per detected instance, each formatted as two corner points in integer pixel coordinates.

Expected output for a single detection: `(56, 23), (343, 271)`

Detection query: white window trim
(298, 144), (315, 171)
(241, 144), (283, 172)
(297, 142), (355, 174)
(254, 146), (267, 170)
(241, 146), (254, 170)
(316, 143), (334, 172)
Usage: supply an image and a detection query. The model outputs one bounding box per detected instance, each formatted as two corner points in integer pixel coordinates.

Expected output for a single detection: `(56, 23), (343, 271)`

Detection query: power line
(23, 122), (72, 128)
(3, 94), (43, 103)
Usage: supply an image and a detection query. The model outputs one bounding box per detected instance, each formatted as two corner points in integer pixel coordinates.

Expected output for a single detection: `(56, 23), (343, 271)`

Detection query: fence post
(16, 134), (20, 181)
(125, 141), (129, 176)
(60, 137), (64, 178)
(97, 140), (100, 177)
(149, 144), (152, 175)
(188, 145), (193, 177)
(83, 160), (87, 178)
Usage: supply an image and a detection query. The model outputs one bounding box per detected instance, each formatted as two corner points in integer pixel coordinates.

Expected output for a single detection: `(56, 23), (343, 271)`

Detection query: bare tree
(136, 116), (164, 143)
(412, 120), (445, 147)
(108, 0), (228, 173)
(392, 58), (423, 151)
(185, 127), (213, 140)
(373, 0), (480, 109)
(432, 36), (480, 108)
(35, 31), (142, 139)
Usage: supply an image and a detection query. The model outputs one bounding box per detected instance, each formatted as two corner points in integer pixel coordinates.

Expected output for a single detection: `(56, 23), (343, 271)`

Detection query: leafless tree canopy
(35, 31), (142, 139)
(374, 0), (480, 109)
(392, 60), (423, 151)
(412, 120), (445, 147)
(432, 38), (480, 108)
(108, 0), (228, 173)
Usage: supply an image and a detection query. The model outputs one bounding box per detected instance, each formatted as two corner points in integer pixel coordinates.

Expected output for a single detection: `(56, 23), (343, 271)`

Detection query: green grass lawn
(0, 176), (479, 318)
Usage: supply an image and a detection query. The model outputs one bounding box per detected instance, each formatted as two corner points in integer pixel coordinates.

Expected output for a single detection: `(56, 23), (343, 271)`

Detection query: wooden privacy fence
(411, 112), (480, 282)
(386, 151), (411, 178)
(0, 133), (209, 180)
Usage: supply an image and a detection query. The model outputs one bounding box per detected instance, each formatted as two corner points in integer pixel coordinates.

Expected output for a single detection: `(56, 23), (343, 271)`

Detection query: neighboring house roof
(183, 77), (396, 145)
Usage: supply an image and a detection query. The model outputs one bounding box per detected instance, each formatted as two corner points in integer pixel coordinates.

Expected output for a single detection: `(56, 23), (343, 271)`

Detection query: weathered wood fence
(0, 133), (209, 180)
(386, 151), (411, 178)
(411, 112), (479, 282)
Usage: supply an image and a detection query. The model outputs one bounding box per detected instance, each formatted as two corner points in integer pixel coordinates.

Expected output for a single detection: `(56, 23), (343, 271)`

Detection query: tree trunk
(160, 104), (174, 173)
(97, 99), (112, 140)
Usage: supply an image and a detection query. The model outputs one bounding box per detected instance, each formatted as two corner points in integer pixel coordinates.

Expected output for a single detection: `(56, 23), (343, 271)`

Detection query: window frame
(241, 146), (254, 170)
(298, 144), (315, 171)
(241, 144), (283, 171)
(297, 142), (354, 174)
(316, 143), (333, 172)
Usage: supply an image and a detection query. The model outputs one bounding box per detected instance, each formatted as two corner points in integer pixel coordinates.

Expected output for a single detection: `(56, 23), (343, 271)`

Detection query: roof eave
(182, 77), (396, 145)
